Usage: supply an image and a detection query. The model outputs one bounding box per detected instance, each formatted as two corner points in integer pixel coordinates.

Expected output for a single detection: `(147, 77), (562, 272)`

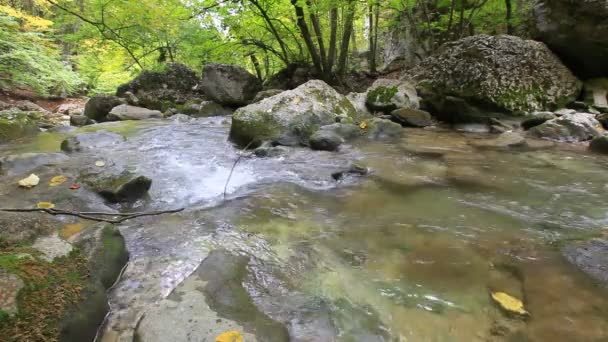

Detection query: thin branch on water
(223, 140), (256, 199)
(0, 207), (185, 224)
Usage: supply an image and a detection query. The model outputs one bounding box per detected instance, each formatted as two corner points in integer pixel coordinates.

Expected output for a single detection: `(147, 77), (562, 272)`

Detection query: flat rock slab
(107, 104), (162, 121)
(32, 234), (73, 262)
(61, 130), (126, 152)
(563, 238), (608, 287)
(0, 269), (24, 315)
(0, 152), (69, 176)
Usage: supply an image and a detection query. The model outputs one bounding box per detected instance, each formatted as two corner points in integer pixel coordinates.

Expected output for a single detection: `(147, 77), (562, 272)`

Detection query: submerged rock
(365, 118), (404, 140)
(0, 152), (69, 176)
(563, 238), (608, 287)
(527, 113), (604, 142)
(365, 78), (419, 113)
(81, 172), (152, 203)
(200, 63), (262, 107)
(391, 107), (433, 127)
(521, 112), (556, 130)
(107, 104), (162, 121)
(471, 132), (527, 149)
(230, 80), (358, 147)
(84, 94), (124, 122)
(414, 35), (581, 120)
(589, 135), (608, 154)
(61, 130), (126, 152)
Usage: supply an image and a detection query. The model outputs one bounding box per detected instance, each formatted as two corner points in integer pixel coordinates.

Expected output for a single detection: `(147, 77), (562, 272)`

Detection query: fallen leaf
(49, 175), (68, 187)
(491, 291), (529, 316)
(359, 122), (368, 129)
(18, 174), (40, 188)
(69, 184), (81, 190)
(215, 330), (243, 342)
(60, 223), (84, 240)
(37, 202), (55, 209)
(95, 160), (106, 167)
(293, 97), (301, 104)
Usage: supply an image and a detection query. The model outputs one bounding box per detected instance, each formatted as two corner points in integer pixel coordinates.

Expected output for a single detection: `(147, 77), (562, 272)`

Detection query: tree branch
(0, 207), (185, 224)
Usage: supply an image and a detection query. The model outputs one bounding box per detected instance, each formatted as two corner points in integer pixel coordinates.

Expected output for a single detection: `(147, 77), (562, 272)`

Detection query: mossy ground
(0, 246), (89, 342)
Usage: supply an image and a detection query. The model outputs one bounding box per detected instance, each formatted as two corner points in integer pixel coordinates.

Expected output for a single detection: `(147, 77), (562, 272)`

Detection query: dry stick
(223, 140), (256, 199)
(0, 207), (185, 224)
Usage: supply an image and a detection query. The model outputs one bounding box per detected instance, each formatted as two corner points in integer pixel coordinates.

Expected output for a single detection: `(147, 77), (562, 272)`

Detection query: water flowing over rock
(534, 0), (608, 78)
(200, 63), (262, 107)
(61, 130), (126, 152)
(527, 112), (604, 142)
(84, 94), (124, 122)
(230, 80), (359, 147)
(413, 35), (582, 121)
(107, 104), (162, 121)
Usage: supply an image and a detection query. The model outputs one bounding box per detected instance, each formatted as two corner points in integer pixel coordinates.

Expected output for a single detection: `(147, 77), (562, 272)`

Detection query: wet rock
(13, 100), (48, 114)
(84, 94), (124, 122)
(82, 172), (152, 203)
(391, 107), (432, 127)
(122, 91), (139, 106)
(332, 162), (369, 180)
(0, 152), (69, 176)
(167, 113), (193, 123)
(252, 89), (283, 103)
(254, 143), (287, 158)
(521, 112), (556, 130)
(32, 234), (73, 262)
(309, 130), (344, 151)
(107, 104), (162, 121)
(346, 92), (370, 116)
(70, 114), (93, 127)
(230, 80), (358, 147)
(597, 113), (608, 130)
(182, 100), (234, 117)
(534, 0), (608, 78)
(568, 101), (589, 111)
(61, 130), (126, 153)
(365, 78), (419, 113)
(0, 109), (40, 142)
(0, 212), (60, 246)
(554, 108), (576, 116)
(366, 118), (403, 140)
(527, 112), (604, 142)
(471, 132), (527, 149)
(0, 269), (24, 316)
(200, 63), (262, 107)
(414, 35), (581, 117)
(589, 135), (608, 154)
(563, 238), (608, 287)
(317, 123), (361, 140)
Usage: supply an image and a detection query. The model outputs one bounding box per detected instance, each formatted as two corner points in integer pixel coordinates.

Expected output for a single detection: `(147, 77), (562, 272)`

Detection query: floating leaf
(49, 175), (68, 187)
(37, 202), (55, 209)
(359, 122), (368, 129)
(215, 330), (243, 342)
(95, 160), (106, 167)
(491, 291), (529, 316)
(69, 184), (81, 190)
(18, 174), (40, 188)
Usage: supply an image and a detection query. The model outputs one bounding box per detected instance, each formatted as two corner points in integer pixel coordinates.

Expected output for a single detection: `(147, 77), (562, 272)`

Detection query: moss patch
(368, 86), (398, 105)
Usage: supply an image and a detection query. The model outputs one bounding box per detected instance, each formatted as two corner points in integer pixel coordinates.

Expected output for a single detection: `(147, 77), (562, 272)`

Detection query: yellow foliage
(491, 291), (529, 316)
(215, 330), (243, 342)
(36, 202), (55, 209)
(0, 5), (53, 30)
(359, 122), (368, 129)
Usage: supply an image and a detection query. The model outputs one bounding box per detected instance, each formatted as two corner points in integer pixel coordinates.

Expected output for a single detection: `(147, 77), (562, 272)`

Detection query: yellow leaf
(37, 202), (55, 209)
(60, 223), (84, 240)
(491, 291), (529, 316)
(95, 160), (106, 167)
(293, 97), (301, 104)
(215, 330), (243, 342)
(359, 122), (368, 129)
(49, 175), (68, 187)
(18, 174), (40, 188)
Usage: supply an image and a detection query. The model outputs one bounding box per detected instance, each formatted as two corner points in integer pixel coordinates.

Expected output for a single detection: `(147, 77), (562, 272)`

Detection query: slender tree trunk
(337, 0), (355, 76)
(327, 7), (338, 72)
(505, 0), (513, 34)
(306, 0), (329, 73)
(291, 0), (323, 75)
(250, 54), (263, 80)
(368, 3), (376, 72)
(447, 0), (456, 40)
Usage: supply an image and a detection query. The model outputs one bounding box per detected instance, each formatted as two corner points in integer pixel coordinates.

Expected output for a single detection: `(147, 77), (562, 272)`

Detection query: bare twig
(0, 208), (184, 224)
(223, 140), (255, 199)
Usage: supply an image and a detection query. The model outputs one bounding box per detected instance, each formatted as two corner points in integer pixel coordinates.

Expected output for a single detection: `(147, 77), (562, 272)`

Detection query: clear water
(3, 118), (608, 341)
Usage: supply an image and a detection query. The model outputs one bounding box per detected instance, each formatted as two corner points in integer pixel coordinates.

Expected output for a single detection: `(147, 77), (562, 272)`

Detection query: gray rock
(521, 112), (556, 130)
(32, 234), (73, 262)
(597, 113), (608, 129)
(0, 152), (69, 176)
(366, 118), (403, 140)
(568, 101), (589, 111)
(81, 171), (152, 203)
(168, 113), (193, 123)
(471, 132), (528, 149)
(0, 212), (60, 246)
(528, 113), (604, 142)
(332, 162), (369, 181)
(317, 123), (361, 140)
(56, 103), (83, 115)
(230, 80), (358, 147)
(122, 91), (139, 106)
(309, 130), (344, 151)
(61, 130), (126, 152)
(414, 35), (581, 116)
(391, 108), (432, 127)
(583, 78), (608, 108)
(346, 92), (371, 116)
(563, 239), (608, 287)
(589, 135), (608, 154)
(70, 114), (93, 127)
(254, 143), (287, 158)
(84, 94), (124, 122)
(107, 104), (162, 121)
(534, 0), (608, 78)
(200, 63), (262, 106)
(184, 101), (233, 117)
(554, 108), (576, 116)
(252, 89), (283, 103)
(365, 78), (419, 113)
(14, 100), (48, 113)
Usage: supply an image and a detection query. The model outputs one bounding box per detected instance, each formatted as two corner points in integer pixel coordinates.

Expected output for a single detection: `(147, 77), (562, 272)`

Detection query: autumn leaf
(60, 223), (84, 240)
(491, 291), (529, 316)
(18, 174), (40, 188)
(293, 97), (301, 104)
(69, 184), (81, 190)
(215, 330), (243, 342)
(95, 160), (106, 167)
(49, 175), (68, 187)
(359, 122), (368, 129)
(37, 202), (55, 209)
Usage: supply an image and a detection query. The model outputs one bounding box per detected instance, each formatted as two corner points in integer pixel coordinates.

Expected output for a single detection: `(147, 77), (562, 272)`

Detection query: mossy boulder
(230, 80), (359, 147)
(84, 94), (124, 122)
(413, 35), (582, 120)
(589, 135), (608, 154)
(0, 110), (40, 143)
(365, 78), (419, 113)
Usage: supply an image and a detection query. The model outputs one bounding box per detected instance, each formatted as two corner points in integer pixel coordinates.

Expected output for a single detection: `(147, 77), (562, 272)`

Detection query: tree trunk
(291, 0), (323, 75)
(306, 0), (329, 73)
(505, 0), (513, 34)
(368, 3), (376, 72)
(250, 54), (263, 80)
(327, 7), (338, 72)
(249, 0), (290, 64)
(337, 0), (356, 76)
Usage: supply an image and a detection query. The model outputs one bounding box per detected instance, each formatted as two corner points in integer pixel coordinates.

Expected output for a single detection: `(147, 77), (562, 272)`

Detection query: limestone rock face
(413, 35), (581, 120)
(534, 0), (608, 78)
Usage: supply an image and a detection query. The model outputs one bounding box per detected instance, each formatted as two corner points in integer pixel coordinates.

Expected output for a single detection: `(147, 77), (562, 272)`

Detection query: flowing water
(2, 117), (608, 341)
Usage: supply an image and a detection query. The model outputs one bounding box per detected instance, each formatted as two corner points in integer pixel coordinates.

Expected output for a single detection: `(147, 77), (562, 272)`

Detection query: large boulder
(200, 63), (262, 107)
(230, 80), (359, 147)
(413, 35), (582, 122)
(527, 112), (604, 142)
(263, 62), (315, 90)
(365, 78), (419, 113)
(107, 105), (162, 121)
(116, 63), (203, 111)
(84, 94), (124, 122)
(534, 0), (608, 78)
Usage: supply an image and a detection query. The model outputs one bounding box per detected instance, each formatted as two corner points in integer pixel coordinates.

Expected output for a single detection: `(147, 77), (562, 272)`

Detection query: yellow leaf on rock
(95, 160), (106, 167)
(215, 330), (243, 342)
(37, 202), (55, 209)
(491, 291), (529, 316)
(359, 122), (368, 129)
(60, 223), (84, 240)
(18, 174), (40, 188)
(293, 97), (301, 104)
(49, 175), (68, 187)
